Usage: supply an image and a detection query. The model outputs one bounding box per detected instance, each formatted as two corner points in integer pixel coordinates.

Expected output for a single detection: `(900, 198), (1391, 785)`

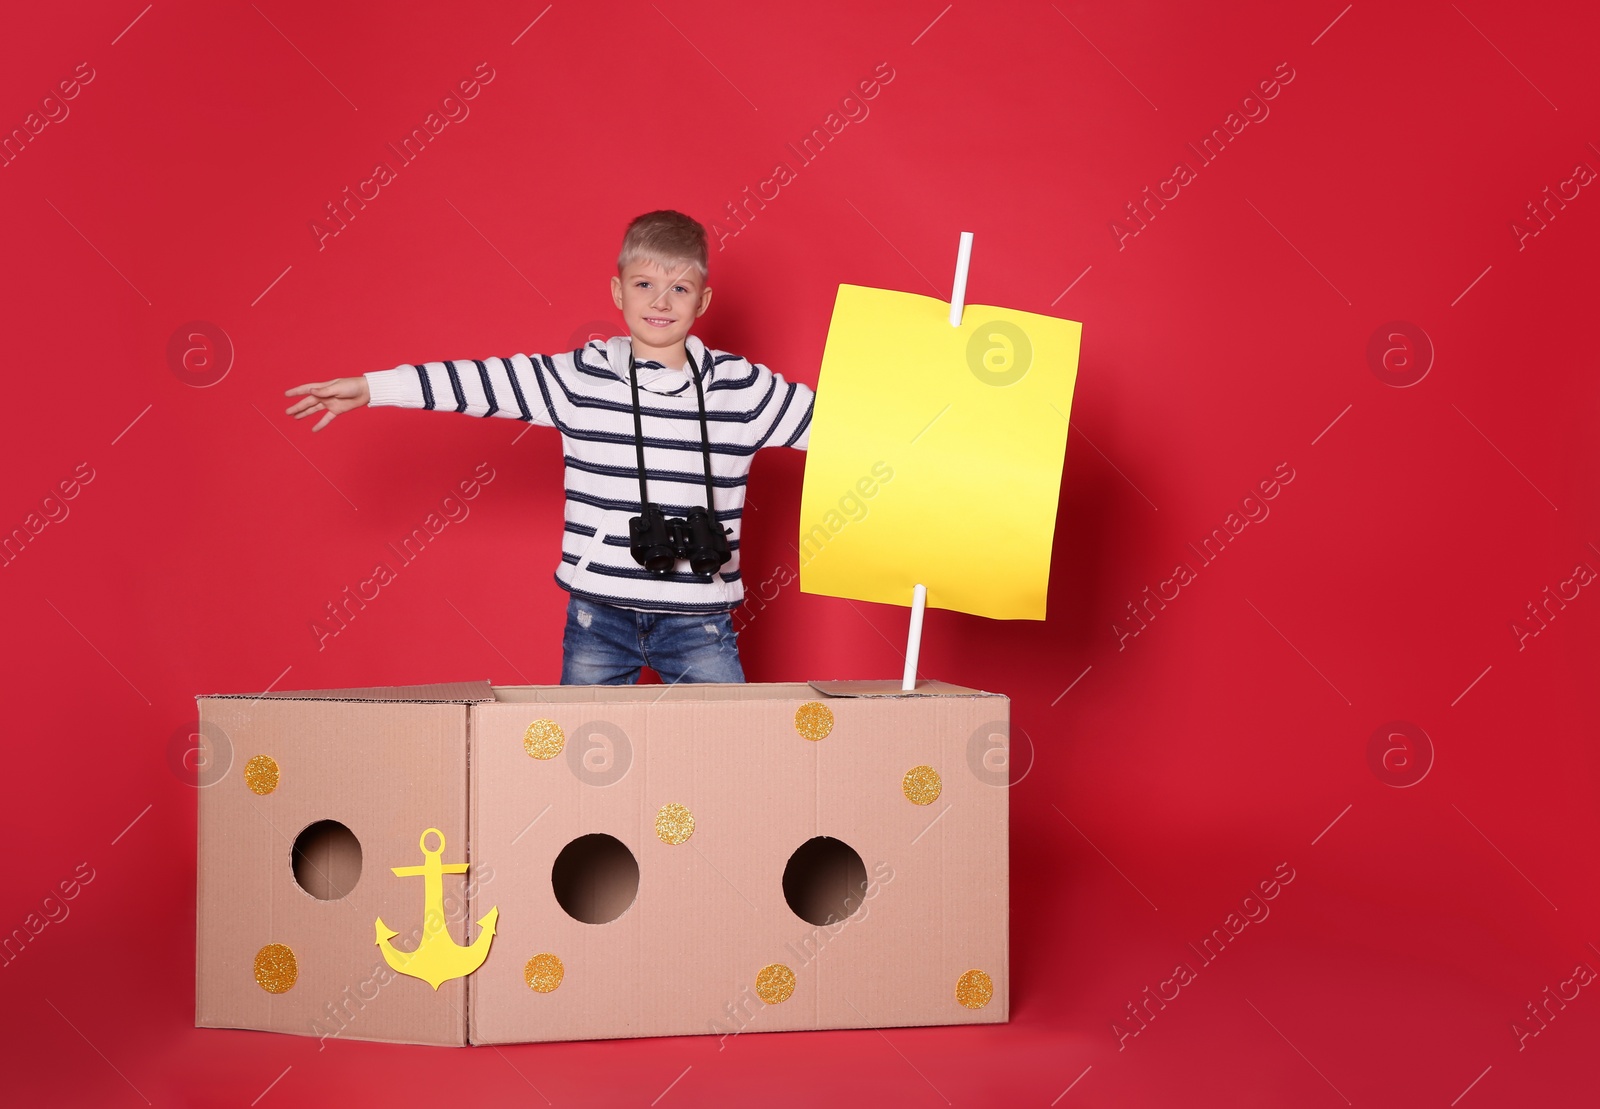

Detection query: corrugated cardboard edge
(463, 694), (479, 1048)
(807, 679), (1003, 698)
(196, 680), (496, 703)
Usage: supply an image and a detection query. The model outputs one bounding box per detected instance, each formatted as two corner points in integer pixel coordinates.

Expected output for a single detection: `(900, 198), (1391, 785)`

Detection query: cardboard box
(195, 680), (1009, 1046)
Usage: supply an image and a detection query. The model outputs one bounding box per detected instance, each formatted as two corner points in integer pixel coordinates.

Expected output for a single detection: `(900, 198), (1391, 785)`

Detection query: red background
(3, 1), (1598, 1105)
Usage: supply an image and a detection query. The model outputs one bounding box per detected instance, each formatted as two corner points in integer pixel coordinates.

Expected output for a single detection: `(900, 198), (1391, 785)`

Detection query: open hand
(284, 377), (370, 432)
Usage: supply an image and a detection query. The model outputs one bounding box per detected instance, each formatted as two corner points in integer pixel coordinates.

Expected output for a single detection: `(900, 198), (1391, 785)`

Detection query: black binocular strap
(626, 351), (652, 512)
(627, 346), (719, 521)
(688, 348), (718, 519)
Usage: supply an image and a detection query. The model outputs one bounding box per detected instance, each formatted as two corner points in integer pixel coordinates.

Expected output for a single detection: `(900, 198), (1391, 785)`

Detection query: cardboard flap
(198, 680), (496, 703)
(807, 679), (1000, 698)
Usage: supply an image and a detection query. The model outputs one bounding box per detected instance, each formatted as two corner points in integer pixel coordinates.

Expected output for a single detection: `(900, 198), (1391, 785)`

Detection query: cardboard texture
(196, 680), (1009, 1046)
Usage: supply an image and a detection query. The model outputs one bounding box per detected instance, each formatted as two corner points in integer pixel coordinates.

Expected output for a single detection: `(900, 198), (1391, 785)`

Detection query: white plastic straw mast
(948, 231), (974, 327)
(902, 231), (974, 690)
(901, 584), (928, 690)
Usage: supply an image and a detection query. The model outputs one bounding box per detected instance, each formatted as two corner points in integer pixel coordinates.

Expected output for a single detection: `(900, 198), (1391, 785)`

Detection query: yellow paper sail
(799, 284), (1081, 621)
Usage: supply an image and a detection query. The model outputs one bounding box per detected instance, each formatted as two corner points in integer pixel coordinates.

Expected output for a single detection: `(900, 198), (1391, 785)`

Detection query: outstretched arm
(285, 355), (557, 432)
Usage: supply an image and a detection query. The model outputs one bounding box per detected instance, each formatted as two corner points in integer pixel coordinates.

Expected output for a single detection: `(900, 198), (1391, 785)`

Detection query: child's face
(610, 258), (712, 356)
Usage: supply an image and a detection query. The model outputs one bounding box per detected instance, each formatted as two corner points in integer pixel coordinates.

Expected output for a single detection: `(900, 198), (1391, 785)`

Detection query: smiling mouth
(644, 317), (675, 327)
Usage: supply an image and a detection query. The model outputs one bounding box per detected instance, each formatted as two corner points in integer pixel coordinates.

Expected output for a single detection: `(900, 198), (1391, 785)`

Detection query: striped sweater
(363, 334), (814, 613)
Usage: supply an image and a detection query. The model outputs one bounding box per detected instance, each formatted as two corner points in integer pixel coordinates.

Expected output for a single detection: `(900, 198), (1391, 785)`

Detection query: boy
(285, 210), (814, 684)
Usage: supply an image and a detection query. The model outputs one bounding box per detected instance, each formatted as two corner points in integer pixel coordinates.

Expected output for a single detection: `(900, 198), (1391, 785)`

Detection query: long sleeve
(364, 355), (557, 427)
(786, 393), (813, 451)
(747, 367), (815, 452)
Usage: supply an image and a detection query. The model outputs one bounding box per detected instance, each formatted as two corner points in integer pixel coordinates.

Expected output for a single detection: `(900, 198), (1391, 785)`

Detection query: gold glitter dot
(523, 719), (565, 760)
(902, 765), (942, 805)
(655, 802), (695, 845)
(755, 963), (796, 1004)
(955, 969), (993, 1010)
(523, 953), (564, 993)
(244, 755), (279, 795)
(254, 943), (297, 993)
(794, 702), (834, 742)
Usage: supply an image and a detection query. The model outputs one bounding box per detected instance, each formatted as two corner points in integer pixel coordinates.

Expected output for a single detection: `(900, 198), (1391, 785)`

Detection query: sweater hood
(597, 334), (716, 396)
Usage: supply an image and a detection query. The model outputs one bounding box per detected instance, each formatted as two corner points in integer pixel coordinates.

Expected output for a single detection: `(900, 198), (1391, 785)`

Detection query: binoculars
(628, 503), (731, 577)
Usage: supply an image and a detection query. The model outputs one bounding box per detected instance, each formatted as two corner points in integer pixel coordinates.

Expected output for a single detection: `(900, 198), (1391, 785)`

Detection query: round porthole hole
(783, 836), (868, 926)
(292, 820), (362, 900)
(552, 833), (640, 924)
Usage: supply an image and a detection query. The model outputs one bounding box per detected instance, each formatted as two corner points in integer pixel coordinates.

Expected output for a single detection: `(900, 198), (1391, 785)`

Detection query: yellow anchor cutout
(374, 828), (499, 990)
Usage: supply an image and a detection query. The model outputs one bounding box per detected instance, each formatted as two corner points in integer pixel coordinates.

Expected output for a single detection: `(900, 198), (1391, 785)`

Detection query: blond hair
(617, 210), (708, 280)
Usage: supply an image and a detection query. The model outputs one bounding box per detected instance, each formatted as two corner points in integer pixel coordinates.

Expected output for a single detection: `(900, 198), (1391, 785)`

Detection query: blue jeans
(560, 594), (746, 685)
